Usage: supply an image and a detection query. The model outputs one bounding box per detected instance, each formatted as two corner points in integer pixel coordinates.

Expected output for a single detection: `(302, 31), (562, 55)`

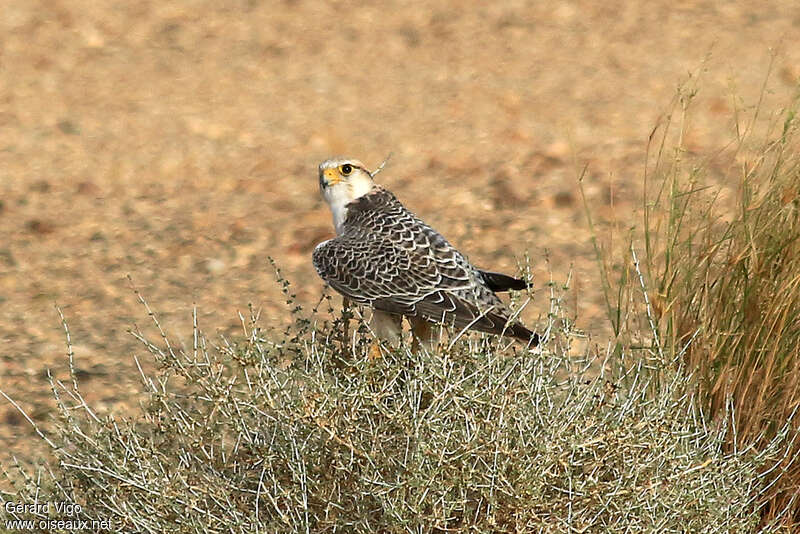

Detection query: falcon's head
(318, 157), (376, 235)
(318, 158), (374, 199)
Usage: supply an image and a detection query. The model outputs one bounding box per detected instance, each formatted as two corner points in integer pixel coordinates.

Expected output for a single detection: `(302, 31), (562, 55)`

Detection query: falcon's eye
(340, 164), (353, 176)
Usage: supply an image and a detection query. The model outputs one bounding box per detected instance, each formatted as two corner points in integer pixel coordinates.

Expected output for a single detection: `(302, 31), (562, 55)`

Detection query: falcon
(312, 157), (539, 350)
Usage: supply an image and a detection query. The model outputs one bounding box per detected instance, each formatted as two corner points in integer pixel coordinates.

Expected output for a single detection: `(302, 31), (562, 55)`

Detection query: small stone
(206, 258), (226, 274)
(57, 119), (80, 135)
(490, 167), (526, 209)
(554, 190), (575, 208)
(77, 181), (102, 196)
(26, 219), (56, 235)
(3, 409), (22, 427)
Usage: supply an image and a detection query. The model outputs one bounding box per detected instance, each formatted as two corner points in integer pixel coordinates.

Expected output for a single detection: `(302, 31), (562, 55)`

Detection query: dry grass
(1, 263), (795, 532)
(589, 75), (800, 527)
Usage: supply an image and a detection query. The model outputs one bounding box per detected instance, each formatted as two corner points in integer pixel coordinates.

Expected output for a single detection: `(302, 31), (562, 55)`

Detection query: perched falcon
(312, 157), (539, 349)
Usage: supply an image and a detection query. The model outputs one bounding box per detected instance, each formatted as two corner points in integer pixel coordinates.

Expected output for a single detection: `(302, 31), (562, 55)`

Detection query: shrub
(1, 271), (793, 533)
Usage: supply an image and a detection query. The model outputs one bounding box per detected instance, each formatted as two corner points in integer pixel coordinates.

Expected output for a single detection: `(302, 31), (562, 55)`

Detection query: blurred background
(1, 0), (799, 464)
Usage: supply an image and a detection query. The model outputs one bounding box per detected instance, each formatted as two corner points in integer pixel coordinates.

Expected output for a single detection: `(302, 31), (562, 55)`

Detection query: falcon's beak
(320, 167), (341, 189)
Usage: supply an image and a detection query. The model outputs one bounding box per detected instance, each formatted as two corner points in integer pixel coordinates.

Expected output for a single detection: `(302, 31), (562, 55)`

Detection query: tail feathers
(506, 322), (540, 346)
(412, 289), (539, 347)
(451, 315), (540, 346)
(480, 270), (531, 292)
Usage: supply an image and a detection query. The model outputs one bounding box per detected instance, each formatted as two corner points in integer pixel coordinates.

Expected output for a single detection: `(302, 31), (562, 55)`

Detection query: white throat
(324, 179), (374, 235)
(327, 189), (351, 235)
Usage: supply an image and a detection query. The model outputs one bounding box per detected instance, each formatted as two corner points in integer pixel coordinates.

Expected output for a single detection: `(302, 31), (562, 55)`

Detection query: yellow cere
(323, 167), (342, 185)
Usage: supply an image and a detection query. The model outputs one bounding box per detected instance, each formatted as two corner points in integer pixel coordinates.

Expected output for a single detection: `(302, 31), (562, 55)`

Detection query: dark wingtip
(529, 332), (541, 347)
(507, 323), (540, 347)
(480, 270), (531, 292)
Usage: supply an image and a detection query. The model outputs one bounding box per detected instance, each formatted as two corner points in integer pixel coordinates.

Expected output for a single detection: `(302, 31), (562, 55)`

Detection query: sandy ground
(1, 0), (799, 472)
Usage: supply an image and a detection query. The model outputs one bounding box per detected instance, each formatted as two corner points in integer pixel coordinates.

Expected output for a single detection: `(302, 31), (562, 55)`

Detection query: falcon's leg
(369, 310), (403, 360)
(410, 316), (439, 353)
(371, 310), (403, 344)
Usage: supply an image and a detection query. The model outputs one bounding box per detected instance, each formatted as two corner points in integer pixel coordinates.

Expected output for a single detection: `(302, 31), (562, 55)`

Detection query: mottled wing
(312, 234), (438, 315)
(312, 187), (535, 341)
